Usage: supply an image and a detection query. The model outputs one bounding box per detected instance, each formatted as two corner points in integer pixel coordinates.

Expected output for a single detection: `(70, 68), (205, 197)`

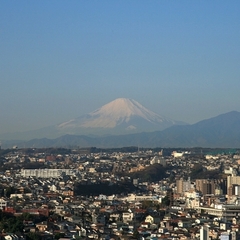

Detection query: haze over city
(1, 1), (240, 135)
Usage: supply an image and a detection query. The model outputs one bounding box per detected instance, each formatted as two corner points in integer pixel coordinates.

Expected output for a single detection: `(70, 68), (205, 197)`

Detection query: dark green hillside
(190, 164), (224, 180)
(74, 182), (138, 196)
(128, 164), (169, 182)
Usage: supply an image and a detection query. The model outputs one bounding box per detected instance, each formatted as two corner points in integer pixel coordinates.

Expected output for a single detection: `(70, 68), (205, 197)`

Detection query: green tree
(161, 196), (170, 207)
(19, 212), (34, 221)
(132, 229), (140, 239)
(26, 232), (41, 240)
(141, 200), (152, 209)
(54, 232), (65, 239)
(5, 186), (16, 197)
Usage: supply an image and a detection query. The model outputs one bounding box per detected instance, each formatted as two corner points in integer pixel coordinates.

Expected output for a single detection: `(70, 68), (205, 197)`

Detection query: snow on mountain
(0, 98), (187, 141)
(57, 98), (183, 135)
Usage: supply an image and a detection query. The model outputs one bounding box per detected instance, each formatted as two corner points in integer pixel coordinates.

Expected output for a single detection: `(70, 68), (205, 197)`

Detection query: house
(35, 221), (48, 232)
(55, 205), (65, 214)
(96, 213), (107, 225)
(0, 198), (7, 209)
(145, 215), (154, 224)
(178, 219), (192, 228)
(4, 235), (20, 240)
(109, 213), (121, 222)
(158, 227), (168, 234)
(122, 211), (134, 223)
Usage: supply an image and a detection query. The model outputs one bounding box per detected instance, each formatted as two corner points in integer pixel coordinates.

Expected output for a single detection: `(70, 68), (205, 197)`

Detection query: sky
(1, 1), (240, 134)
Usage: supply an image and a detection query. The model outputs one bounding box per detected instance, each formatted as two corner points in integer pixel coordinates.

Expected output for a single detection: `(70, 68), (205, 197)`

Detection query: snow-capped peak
(57, 98), (179, 134)
(89, 98), (163, 121)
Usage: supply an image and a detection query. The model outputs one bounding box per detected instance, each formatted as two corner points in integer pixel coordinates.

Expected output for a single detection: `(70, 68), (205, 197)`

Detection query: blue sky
(1, 1), (240, 134)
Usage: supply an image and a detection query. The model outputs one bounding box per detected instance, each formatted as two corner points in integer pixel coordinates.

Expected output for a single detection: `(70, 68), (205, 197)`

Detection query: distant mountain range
(2, 110), (240, 148)
(0, 98), (185, 140)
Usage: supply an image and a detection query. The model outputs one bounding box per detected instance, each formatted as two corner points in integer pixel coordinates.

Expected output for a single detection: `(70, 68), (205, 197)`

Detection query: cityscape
(0, 147), (240, 239)
(1, 1), (240, 240)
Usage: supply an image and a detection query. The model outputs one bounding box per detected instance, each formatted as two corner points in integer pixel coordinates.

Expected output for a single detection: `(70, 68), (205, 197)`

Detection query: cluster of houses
(0, 148), (240, 239)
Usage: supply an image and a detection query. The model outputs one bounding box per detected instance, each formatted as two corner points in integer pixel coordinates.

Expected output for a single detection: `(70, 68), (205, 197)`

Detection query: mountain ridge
(2, 110), (240, 148)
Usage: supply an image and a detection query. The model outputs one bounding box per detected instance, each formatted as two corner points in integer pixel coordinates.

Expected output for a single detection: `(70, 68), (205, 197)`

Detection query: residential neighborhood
(0, 147), (240, 240)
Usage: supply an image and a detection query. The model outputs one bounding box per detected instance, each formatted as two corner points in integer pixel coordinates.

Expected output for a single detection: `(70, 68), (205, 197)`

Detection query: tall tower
(200, 226), (209, 240)
(166, 189), (174, 206)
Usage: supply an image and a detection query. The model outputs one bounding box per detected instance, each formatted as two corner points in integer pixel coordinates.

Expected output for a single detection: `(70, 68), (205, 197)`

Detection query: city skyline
(1, 1), (240, 134)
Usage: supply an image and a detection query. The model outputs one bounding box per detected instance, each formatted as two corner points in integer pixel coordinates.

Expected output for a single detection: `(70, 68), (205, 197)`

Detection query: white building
(224, 167), (237, 176)
(150, 156), (166, 166)
(0, 198), (7, 209)
(4, 235), (19, 240)
(196, 204), (240, 221)
(205, 155), (219, 160)
(20, 169), (79, 178)
(220, 232), (236, 240)
(122, 211), (134, 223)
(172, 151), (184, 158)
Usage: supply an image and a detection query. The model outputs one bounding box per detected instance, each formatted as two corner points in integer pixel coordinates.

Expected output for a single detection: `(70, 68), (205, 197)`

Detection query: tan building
(195, 179), (216, 195)
(227, 176), (240, 189)
(195, 179), (226, 195)
(176, 178), (191, 194)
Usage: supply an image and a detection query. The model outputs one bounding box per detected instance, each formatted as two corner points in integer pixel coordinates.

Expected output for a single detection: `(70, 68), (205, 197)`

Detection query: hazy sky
(1, 1), (240, 134)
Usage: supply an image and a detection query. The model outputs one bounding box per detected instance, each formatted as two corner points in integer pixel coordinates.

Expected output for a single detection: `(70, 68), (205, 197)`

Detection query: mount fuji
(56, 98), (185, 136)
(0, 98), (186, 141)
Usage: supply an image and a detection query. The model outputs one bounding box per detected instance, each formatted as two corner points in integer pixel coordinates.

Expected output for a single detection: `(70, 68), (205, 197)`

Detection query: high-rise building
(227, 176), (240, 189)
(166, 189), (174, 206)
(200, 226), (209, 240)
(195, 179), (226, 195)
(196, 179), (216, 195)
(176, 177), (191, 194)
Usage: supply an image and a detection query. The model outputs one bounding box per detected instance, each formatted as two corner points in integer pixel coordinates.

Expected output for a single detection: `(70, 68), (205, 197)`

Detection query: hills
(2, 111), (240, 148)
